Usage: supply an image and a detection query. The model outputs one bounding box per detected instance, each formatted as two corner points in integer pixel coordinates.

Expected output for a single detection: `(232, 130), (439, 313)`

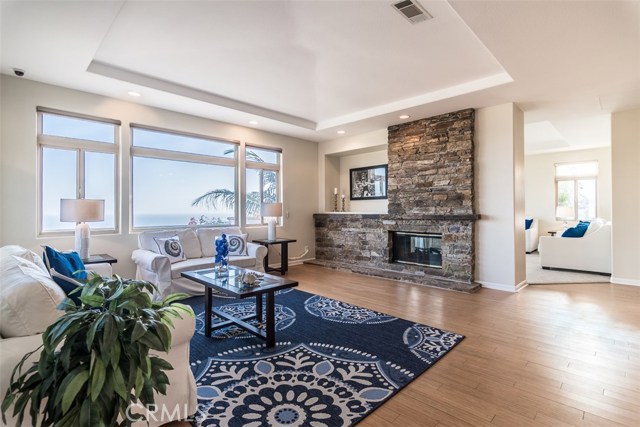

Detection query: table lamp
(555, 205), (574, 228)
(60, 198), (105, 259)
(261, 202), (283, 241)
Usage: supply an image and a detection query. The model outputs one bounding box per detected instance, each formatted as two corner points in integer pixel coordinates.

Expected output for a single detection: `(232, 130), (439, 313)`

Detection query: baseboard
(610, 277), (640, 287)
(515, 280), (529, 292)
(478, 280), (523, 293)
(288, 257), (315, 267)
(267, 257), (315, 269)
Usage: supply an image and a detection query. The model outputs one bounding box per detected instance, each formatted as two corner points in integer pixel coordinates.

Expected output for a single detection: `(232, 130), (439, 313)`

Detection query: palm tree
(191, 150), (277, 219)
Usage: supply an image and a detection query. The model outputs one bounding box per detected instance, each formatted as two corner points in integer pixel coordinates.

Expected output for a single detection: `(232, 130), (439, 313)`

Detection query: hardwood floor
(167, 264), (639, 426)
(285, 264), (640, 427)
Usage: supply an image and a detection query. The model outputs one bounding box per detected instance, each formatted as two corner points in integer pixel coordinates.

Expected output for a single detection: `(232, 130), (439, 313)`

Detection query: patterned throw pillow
(227, 234), (248, 256)
(154, 236), (186, 263)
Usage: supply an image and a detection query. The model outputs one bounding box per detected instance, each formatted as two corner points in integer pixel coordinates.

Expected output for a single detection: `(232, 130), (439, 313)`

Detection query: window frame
(554, 161), (598, 221)
(37, 108), (120, 236)
(245, 144), (282, 226)
(129, 123), (240, 231)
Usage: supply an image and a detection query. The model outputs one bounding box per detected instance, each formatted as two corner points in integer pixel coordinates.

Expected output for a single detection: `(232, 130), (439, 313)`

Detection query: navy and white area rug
(184, 289), (464, 427)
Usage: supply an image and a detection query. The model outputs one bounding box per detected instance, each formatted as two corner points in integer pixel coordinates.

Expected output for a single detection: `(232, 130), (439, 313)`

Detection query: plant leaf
(111, 367), (127, 400)
(61, 369), (89, 413)
(109, 340), (121, 368)
(80, 293), (105, 308)
(131, 320), (148, 341)
(154, 322), (172, 352)
(90, 352), (106, 401)
(161, 293), (189, 305)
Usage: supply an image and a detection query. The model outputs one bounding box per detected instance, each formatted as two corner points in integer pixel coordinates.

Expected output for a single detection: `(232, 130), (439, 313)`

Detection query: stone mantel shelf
(314, 213), (481, 221)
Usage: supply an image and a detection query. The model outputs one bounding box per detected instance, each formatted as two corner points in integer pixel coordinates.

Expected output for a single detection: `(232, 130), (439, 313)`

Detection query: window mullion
(78, 149), (85, 199)
(259, 170), (265, 225)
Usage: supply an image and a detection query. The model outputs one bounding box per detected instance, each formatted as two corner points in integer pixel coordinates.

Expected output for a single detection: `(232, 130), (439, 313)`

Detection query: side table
(82, 254), (118, 265)
(252, 238), (297, 275)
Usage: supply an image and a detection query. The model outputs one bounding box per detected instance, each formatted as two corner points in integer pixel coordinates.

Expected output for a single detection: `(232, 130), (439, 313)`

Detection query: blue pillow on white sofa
(525, 218), (533, 230)
(561, 221), (590, 238)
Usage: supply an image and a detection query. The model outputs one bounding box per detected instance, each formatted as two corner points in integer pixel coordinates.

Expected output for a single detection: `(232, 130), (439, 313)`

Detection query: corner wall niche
(309, 109), (480, 292)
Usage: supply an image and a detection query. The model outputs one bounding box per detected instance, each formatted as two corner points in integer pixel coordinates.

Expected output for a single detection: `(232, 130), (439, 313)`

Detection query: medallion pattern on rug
(403, 324), (464, 363)
(194, 342), (414, 427)
(184, 289), (465, 427)
(195, 302), (296, 339)
(304, 295), (397, 324)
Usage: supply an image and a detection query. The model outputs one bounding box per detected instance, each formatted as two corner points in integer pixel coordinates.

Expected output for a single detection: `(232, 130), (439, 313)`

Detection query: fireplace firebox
(391, 232), (442, 268)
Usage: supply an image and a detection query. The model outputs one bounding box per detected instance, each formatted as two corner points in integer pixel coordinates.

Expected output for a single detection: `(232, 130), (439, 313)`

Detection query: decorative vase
(214, 234), (230, 273)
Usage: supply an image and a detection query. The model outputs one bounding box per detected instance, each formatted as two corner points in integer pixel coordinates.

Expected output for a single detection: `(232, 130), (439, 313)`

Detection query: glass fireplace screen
(392, 232), (442, 268)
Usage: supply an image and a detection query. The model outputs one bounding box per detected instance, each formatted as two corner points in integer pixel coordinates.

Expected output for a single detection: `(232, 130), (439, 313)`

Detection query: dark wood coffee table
(181, 266), (298, 347)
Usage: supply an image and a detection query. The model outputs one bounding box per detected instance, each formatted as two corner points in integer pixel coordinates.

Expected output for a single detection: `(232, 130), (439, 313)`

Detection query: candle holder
(333, 194), (339, 212)
(341, 197), (346, 212)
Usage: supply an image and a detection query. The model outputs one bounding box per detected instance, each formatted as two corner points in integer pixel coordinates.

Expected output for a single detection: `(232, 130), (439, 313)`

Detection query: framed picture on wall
(350, 164), (388, 200)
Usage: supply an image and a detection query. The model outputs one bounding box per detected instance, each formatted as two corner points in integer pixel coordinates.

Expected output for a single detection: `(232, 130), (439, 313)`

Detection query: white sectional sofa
(538, 220), (612, 274)
(132, 227), (268, 297)
(0, 245), (197, 426)
(525, 218), (539, 253)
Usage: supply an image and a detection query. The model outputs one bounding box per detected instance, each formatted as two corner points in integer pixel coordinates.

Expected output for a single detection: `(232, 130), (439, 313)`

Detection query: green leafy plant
(1, 274), (193, 427)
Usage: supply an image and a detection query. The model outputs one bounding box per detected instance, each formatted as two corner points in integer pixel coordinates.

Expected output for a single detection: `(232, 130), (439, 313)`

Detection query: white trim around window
(37, 109), (120, 236)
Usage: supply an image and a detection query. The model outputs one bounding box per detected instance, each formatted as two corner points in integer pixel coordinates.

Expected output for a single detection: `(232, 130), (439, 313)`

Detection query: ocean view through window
(38, 108), (119, 234)
(131, 125), (238, 228)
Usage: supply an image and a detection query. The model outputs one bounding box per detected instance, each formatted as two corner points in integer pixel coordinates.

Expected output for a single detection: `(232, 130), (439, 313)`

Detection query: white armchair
(525, 218), (539, 253)
(538, 220), (612, 274)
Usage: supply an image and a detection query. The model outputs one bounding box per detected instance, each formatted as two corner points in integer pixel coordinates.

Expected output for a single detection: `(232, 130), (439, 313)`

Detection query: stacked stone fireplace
(311, 108), (480, 292)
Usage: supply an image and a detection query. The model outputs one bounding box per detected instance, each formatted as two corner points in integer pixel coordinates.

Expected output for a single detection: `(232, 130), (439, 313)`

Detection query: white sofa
(538, 220), (612, 274)
(525, 218), (539, 253)
(0, 245), (197, 426)
(132, 227), (268, 297)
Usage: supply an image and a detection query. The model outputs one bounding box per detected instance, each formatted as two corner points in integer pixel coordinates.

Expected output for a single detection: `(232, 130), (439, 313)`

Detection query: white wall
(0, 75), (318, 277)
(525, 147), (612, 235)
(475, 103), (526, 292)
(338, 150), (388, 213)
(317, 129), (387, 212)
(611, 108), (640, 286)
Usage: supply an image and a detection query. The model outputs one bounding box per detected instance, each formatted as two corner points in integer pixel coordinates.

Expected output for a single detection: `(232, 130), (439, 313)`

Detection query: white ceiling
(1, 0), (638, 153)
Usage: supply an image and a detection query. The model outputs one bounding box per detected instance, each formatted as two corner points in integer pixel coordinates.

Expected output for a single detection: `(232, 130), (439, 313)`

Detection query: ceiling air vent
(392, 0), (433, 24)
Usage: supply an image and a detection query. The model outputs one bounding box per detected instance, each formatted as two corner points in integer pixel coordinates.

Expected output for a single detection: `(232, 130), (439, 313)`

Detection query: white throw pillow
(177, 229), (202, 259)
(0, 253), (66, 338)
(584, 220), (603, 236)
(227, 234), (248, 256)
(154, 236), (186, 264)
(197, 228), (221, 257)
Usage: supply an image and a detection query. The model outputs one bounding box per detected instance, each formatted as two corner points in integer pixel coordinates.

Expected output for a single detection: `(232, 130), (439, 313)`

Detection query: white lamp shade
(261, 202), (283, 218)
(60, 199), (105, 222)
(555, 205), (574, 220)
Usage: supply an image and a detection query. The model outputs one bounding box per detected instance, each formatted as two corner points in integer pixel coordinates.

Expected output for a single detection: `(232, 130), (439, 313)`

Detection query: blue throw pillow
(525, 219), (533, 230)
(561, 222), (590, 238)
(43, 246), (87, 304)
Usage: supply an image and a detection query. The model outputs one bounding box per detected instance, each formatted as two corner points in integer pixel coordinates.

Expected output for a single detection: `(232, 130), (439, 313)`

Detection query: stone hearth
(309, 108), (480, 292)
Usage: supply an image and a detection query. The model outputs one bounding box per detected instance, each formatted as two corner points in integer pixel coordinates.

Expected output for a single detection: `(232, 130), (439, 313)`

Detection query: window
(38, 108), (119, 234)
(555, 161), (598, 220)
(245, 145), (281, 225)
(131, 125), (238, 228)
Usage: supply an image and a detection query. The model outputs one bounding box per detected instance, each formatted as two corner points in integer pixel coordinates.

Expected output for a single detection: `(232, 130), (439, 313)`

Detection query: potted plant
(1, 273), (193, 427)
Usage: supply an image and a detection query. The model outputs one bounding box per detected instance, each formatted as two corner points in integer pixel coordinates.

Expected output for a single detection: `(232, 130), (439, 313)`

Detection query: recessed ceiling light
(337, 130), (346, 134)
(127, 91), (141, 97)
(249, 120), (259, 125)
(399, 114), (410, 119)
